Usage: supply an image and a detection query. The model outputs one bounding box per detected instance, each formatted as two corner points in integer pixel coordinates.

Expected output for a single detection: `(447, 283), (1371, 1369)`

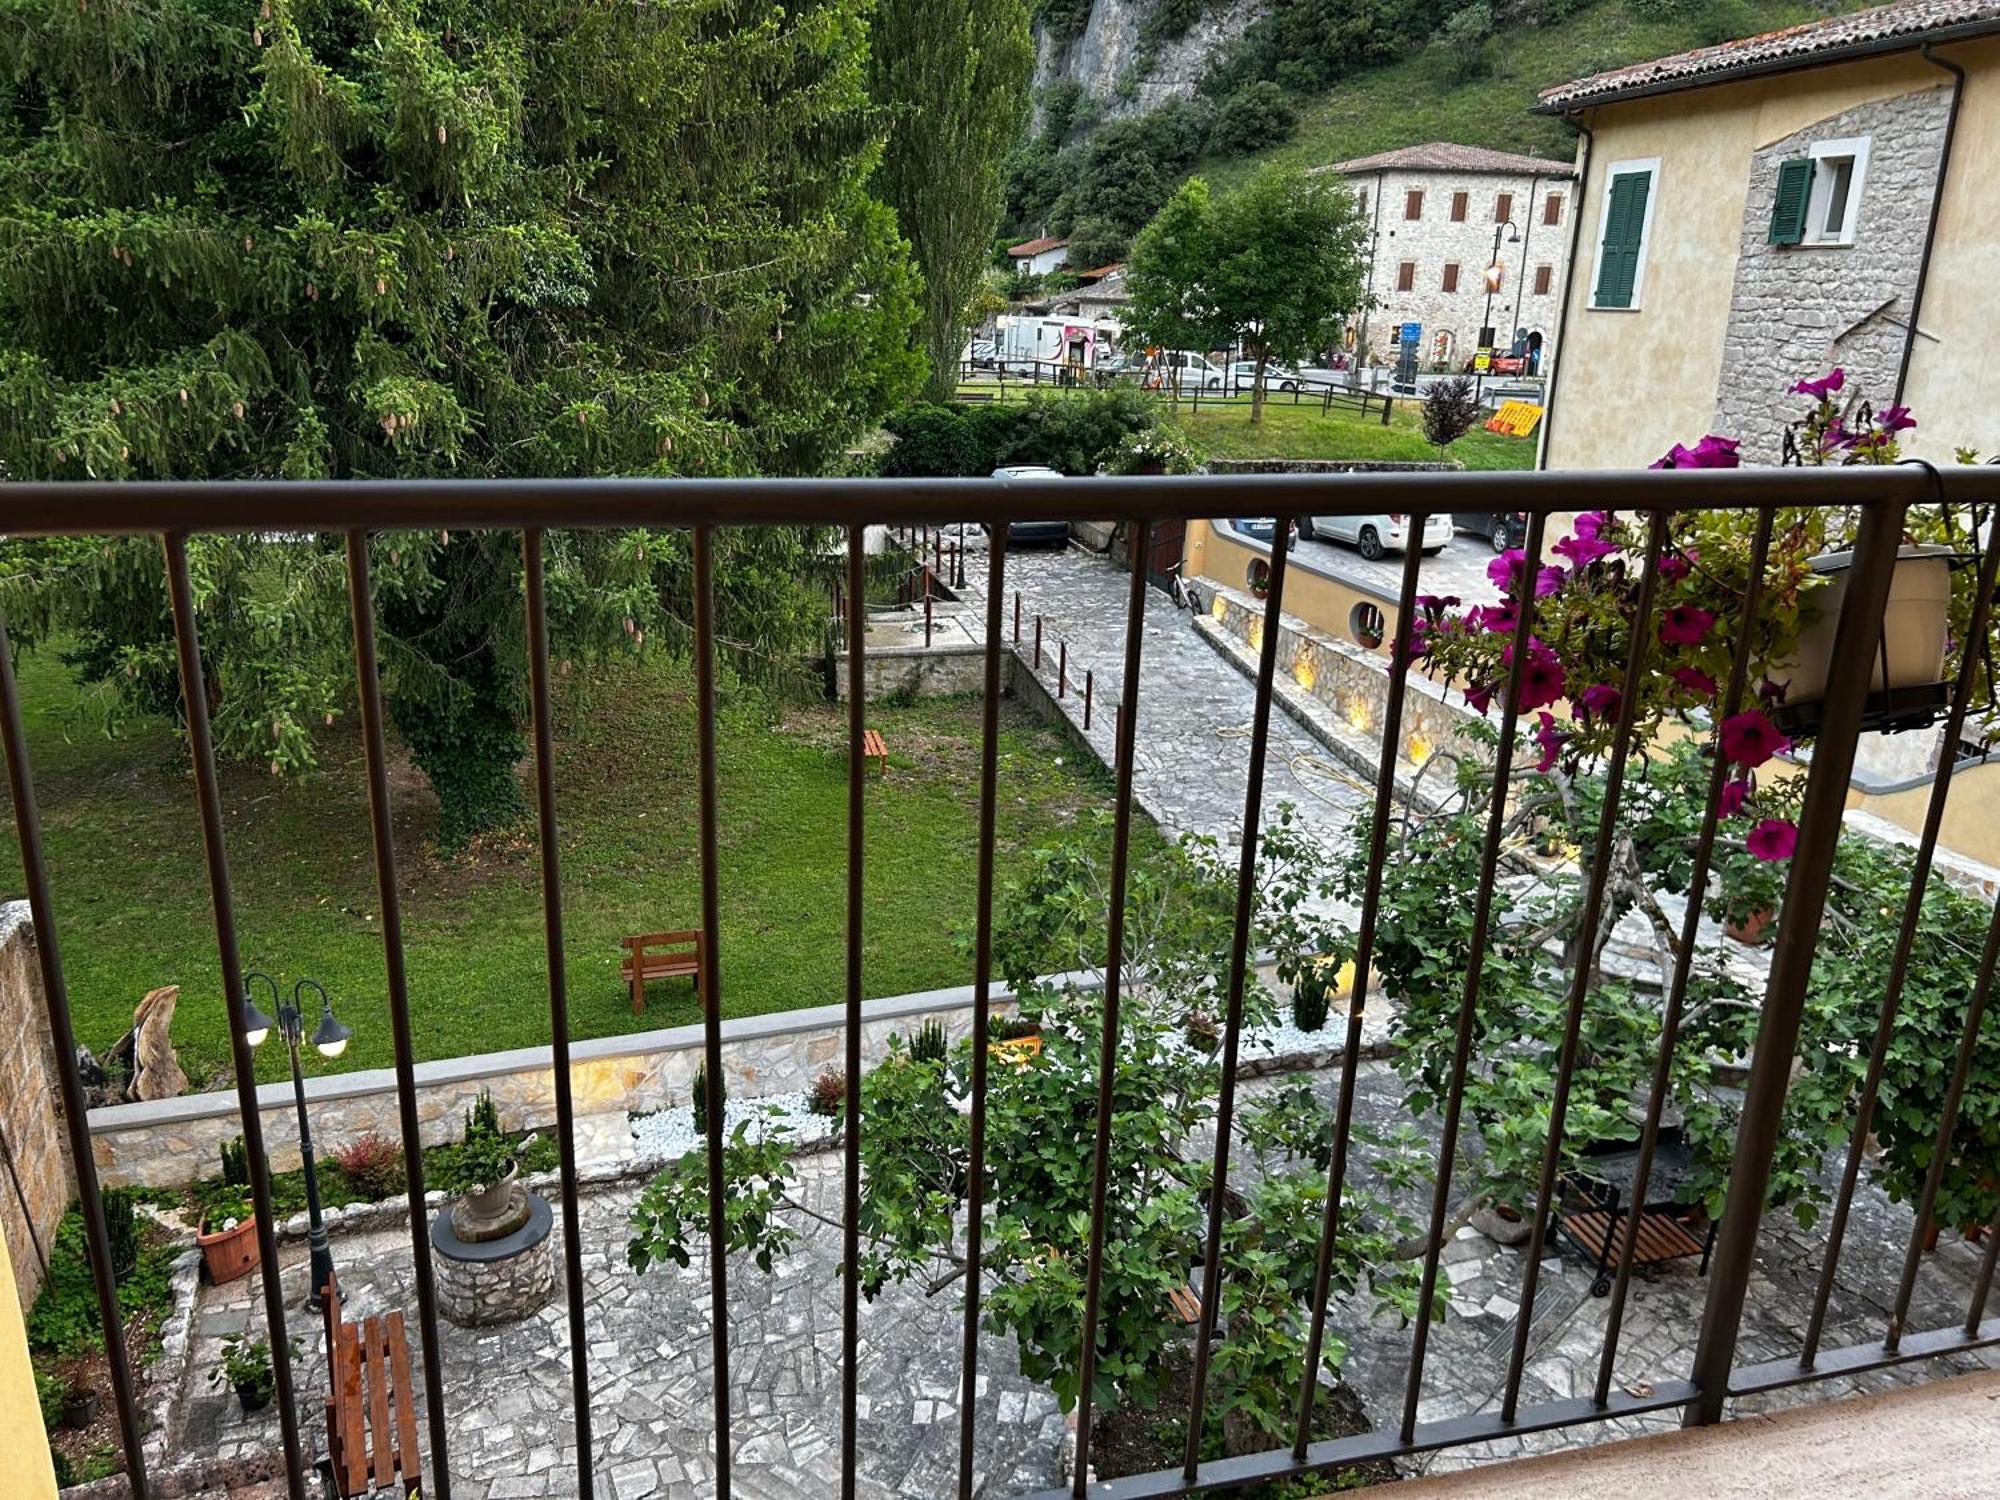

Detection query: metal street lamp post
(240, 973), (352, 1310)
(1478, 218), (1522, 406)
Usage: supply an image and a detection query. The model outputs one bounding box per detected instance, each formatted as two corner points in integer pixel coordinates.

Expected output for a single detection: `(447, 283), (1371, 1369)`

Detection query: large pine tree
(0, 0), (923, 841)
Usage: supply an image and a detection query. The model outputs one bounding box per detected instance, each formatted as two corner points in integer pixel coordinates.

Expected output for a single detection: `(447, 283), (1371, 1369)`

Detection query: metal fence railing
(1, 466), (1996, 1500)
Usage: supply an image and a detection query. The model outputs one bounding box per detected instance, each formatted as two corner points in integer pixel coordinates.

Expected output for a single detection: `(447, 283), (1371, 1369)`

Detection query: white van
(1300, 512), (1452, 560)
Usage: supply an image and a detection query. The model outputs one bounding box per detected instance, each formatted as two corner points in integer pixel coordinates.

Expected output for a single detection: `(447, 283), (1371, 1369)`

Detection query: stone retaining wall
(0, 901), (70, 1312)
(85, 981), (1056, 1190)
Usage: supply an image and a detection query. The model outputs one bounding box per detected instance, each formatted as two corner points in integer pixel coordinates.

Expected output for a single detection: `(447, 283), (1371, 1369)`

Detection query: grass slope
(1, 646), (1149, 1087)
(1195, 0), (1837, 191)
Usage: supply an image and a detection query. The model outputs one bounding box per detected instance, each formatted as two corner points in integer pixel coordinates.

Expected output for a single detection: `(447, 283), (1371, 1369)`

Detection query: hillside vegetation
(1007, 0), (1842, 264)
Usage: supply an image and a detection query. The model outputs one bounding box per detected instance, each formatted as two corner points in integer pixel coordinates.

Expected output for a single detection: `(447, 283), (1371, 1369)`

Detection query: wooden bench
(619, 929), (703, 1015)
(1167, 1284), (1203, 1325)
(861, 729), (888, 775)
(319, 1274), (422, 1497)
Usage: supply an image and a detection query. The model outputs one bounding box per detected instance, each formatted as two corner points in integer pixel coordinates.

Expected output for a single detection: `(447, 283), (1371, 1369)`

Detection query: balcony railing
(2, 465), (1997, 1500)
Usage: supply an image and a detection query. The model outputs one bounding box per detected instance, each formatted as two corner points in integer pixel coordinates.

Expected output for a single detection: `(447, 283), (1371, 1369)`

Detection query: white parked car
(1225, 361), (1301, 394)
(1299, 511), (1452, 560)
(989, 466), (1069, 545)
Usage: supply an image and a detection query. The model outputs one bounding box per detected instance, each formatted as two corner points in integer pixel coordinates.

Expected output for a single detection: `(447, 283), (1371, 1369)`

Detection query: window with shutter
(1406, 189), (1424, 220)
(1534, 264), (1553, 295)
(1495, 192), (1513, 223)
(1592, 168), (1652, 309)
(1769, 157), (1815, 244)
(1544, 193), (1562, 226)
(1397, 261), (1416, 291)
(1442, 263), (1460, 292)
(1450, 191), (1468, 222)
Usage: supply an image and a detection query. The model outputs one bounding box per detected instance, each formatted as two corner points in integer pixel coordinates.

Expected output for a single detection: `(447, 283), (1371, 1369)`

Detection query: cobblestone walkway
(174, 1155), (1063, 1499)
(954, 538), (1373, 854)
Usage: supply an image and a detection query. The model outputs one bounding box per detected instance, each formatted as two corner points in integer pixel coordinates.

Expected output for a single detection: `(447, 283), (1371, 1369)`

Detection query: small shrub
(1184, 1011), (1220, 1054)
(809, 1068), (846, 1118)
(1422, 376), (1482, 453)
(692, 1061), (727, 1137)
(36, 1367), (66, 1429)
(909, 1018), (948, 1064)
(1291, 968), (1331, 1034)
(1206, 81), (1297, 156)
(464, 1091), (503, 1143)
(220, 1135), (250, 1188)
(334, 1134), (406, 1202)
(991, 1015), (1041, 1042)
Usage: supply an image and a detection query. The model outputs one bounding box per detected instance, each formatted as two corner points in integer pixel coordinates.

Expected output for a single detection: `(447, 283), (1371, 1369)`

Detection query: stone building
(1538, 0), (2000, 467)
(1005, 235), (1070, 277)
(1325, 142), (1578, 375)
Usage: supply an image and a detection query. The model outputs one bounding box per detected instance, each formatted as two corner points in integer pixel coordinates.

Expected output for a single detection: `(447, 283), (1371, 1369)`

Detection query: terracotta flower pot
(1727, 908), (1774, 945)
(196, 1214), (261, 1286)
(989, 1035), (1043, 1063)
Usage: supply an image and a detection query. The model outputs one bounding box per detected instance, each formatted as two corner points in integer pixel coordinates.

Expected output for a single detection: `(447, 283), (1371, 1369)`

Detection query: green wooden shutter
(1592, 171), (1651, 309)
(1768, 157), (1815, 244)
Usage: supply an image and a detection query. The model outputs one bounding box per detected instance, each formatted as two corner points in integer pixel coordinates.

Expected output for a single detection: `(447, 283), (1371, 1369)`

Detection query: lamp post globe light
(240, 972), (352, 1310)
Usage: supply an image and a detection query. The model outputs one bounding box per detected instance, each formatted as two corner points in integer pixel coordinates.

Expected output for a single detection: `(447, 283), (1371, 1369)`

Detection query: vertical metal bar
(1293, 515), (1430, 1458)
(1084, 671), (1094, 731)
(956, 529), (1010, 1498)
(1399, 511), (1549, 1445)
(1686, 491), (1914, 1425)
(1969, 1206), (2000, 1334)
(1070, 522), (1153, 1497)
(1182, 516), (1293, 1481)
(0, 610), (154, 1499)
(691, 526), (735, 1494)
(926, 573), (934, 650)
(1015, 592), (1022, 644)
(1034, 615), (1043, 670)
(1885, 888), (2000, 1347)
(1800, 495), (2000, 1364)
(160, 534), (307, 1499)
(1595, 508), (1775, 1406)
(1059, 640), (1068, 698)
(520, 529), (598, 1498)
(842, 526), (867, 1500)
(344, 533), (454, 1498)
(1501, 510), (1669, 1422)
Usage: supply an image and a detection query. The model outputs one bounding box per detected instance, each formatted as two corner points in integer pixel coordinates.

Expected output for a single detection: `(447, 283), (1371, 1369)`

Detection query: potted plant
(450, 1093), (519, 1218)
(196, 1184), (260, 1286)
(988, 1014), (1043, 1063)
(51, 1366), (98, 1430)
(210, 1336), (284, 1414)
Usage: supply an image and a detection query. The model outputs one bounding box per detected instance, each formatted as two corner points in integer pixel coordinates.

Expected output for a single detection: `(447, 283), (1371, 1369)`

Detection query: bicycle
(1166, 561), (1205, 616)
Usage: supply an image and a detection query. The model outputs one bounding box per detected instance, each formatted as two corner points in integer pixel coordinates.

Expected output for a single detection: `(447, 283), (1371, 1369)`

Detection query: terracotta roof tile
(1323, 142), (1575, 177)
(1539, 0), (2000, 109)
(1006, 236), (1067, 257)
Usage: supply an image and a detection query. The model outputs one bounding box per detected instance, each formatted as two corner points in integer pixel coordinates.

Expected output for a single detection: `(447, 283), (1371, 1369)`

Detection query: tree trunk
(1250, 350), (1268, 426)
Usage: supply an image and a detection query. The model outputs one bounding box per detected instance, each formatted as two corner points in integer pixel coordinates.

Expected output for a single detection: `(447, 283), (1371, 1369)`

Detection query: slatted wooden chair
(319, 1274), (424, 1498)
(619, 929), (703, 1015)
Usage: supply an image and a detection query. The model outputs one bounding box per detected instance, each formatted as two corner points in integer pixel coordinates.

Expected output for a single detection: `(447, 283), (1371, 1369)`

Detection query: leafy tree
(1421, 376), (1482, 454)
(0, 0), (922, 842)
(871, 0), (1034, 402)
(628, 812), (1439, 1450)
(1125, 165), (1369, 421)
(1429, 3), (1497, 84)
(1206, 81), (1298, 156)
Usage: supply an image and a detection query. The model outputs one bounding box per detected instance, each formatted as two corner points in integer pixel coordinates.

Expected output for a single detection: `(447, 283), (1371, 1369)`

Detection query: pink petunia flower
(1532, 711), (1566, 773)
(1790, 368), (1845, 400)
(1535, 564), (1568, 598)
(1650, 435), (1741, 470)
(1659, 551), (1693, 581)
(1577, 682), (1622, 721)
(1476, 601), (1519, 635)
(1552, 531), (1616, 567)
(1876, 404), (1917, 435)
(1718, 779), (1753, 819)
(1487, 548), (1526, 589)
(1719, 709), (1789, 768)
(1574, 510), (1611, 541)
(1464, 681), (1495, 716)
(1672, 666), (1717, 698)
(1517, 653), (1567, 712)
(1660, 604), (1716, 647)
(1747, 818), (1799, 862)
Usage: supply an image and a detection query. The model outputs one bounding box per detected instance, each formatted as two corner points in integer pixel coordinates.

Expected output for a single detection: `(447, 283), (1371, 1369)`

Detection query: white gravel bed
(628, 1090), (839, 1159)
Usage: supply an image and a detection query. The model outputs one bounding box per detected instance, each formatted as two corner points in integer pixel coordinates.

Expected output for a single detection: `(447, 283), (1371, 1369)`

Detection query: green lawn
(0, 646), (1148, 1088)
(1196, 0), (1839, 192)
(1174, 397), (1536, 470)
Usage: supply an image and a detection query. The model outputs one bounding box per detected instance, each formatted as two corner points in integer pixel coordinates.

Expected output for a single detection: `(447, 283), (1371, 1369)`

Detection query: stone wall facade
(0, 902), (70, 1313)
(1341, 166), (1575, 370)
(1031, 0), (1264, 124)
(85, 983), (1047, 1190)
(1715, 87), (1953, 459)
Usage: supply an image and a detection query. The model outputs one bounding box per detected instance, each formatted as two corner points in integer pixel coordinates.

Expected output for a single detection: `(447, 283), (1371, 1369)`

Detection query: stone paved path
(954, 538), (1374, 855)
(173, 1155), (1063, 1499)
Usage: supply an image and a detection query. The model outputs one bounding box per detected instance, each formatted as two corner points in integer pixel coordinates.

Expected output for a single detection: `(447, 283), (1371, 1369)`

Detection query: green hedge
(878, 388), (1164, 477)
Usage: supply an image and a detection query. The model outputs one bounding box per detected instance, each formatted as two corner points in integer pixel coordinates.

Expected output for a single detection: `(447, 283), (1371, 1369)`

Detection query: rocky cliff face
(1032, 0), (1266, 119)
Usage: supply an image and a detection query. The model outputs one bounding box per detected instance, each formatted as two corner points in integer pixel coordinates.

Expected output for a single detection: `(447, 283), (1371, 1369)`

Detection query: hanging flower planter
(1768, 544), (1956, 739)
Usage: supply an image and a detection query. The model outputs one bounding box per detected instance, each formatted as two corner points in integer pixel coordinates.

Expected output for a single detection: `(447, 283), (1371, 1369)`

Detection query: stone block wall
(833, 641), (988, 701)
(85, 983), (1046, 1190)
(1715, 86), (1953, 457)
(0, 903), (71, 1313)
